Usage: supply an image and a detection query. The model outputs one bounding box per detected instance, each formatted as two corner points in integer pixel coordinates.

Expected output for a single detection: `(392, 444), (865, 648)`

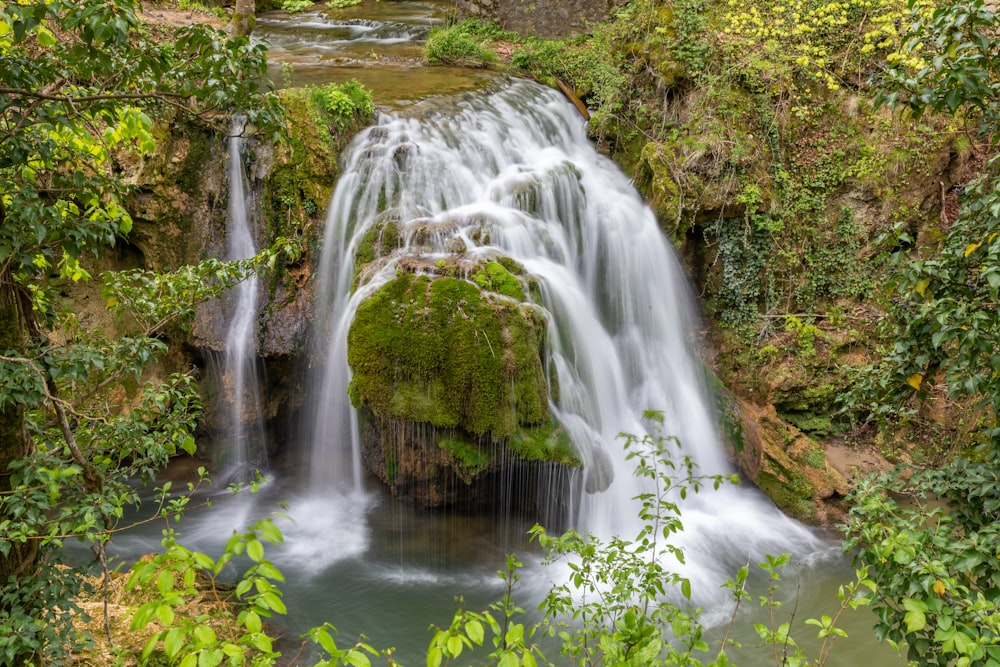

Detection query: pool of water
(71, 456), (904, 666)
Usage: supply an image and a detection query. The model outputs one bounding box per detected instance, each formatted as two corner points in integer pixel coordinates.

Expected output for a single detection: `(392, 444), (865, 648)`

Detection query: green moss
(755, 469), (815, 522)
(781, 411), (833, 437)
(355, 218), (401, 268)
(508, 421), (580, 466)
(708, 371), (746, 454)
(470, 261), (525, 301)
(796, 445), (828, 470)
(348, 274), (549, 437)
(773, 383), (836, 414)
(176, 126), (216, 202)
(260, 85), (374, 259)
(439, 437), (493, 480)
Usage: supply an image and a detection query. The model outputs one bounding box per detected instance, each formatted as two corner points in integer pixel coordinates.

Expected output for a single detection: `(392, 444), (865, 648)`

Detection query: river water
(95, 3), (905, 665)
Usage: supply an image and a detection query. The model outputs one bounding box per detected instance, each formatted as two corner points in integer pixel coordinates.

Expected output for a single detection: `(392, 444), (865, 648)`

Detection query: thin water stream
(207, 124), (268, 483)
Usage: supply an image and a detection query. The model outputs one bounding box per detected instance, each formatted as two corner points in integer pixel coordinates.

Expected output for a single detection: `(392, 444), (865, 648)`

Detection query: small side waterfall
(216, 125), (267, 483)
(305, 79), (824, 594)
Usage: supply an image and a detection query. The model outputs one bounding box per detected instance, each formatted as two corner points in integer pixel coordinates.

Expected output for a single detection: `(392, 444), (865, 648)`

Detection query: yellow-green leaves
(723, 0), (930, 92)
(102, 106), (156, 155)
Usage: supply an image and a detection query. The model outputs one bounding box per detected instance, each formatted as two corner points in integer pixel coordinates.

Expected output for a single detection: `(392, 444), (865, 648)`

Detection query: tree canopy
(0, 0), (283, 661)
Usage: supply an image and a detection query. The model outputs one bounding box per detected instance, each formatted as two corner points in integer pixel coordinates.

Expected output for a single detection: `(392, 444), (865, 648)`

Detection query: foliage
(424, 22), (499, 68)
(850, 0), (1000, 436)
(282, 0), (315, 12)
(530, 426), (733, 666)
(128, 516), (288, 666)
(426, 555), (542, 667)
(309, 81), (376, 132)
(0, 0), (285, 662)
(0, 244), (293, 664)
(178, 0), (229, 19)
(723, 0), (927, 92)
(117, 499), (381, 667)
(845, 467), (1000, 666)
(876, 0), (999, 134)
(325, 0), (362, 9)
(840, 4), (1000, 664)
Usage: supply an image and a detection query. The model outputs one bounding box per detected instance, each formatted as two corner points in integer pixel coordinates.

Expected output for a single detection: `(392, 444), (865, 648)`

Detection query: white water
(217, 126), (267, 482)
(305, 79), (829, 601)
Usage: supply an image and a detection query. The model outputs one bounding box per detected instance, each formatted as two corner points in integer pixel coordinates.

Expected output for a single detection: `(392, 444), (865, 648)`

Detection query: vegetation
(3, 0), (1000, 664)
(0, 0), (285, 662)
(840, 5), (1000, 665)
(424, 20), (502, 67)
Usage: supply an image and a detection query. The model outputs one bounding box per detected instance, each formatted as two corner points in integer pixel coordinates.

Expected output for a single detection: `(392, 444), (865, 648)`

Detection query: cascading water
(306, 79), (827, 602)
(215, 124), (267, 483)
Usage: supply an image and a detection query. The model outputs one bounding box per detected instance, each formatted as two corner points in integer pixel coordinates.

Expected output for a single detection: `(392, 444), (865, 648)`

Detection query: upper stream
(256, 0), (495, 101)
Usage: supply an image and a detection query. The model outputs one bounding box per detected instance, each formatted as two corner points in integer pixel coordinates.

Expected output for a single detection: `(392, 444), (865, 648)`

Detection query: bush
(423, 26), (498, 67)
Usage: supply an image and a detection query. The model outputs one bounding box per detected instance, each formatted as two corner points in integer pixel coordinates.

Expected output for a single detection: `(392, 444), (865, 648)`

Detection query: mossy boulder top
(347, 271), (550, 438)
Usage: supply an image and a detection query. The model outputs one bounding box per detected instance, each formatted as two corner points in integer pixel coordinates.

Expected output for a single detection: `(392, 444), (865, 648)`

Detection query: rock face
(455, 0), (621, 38)
(347, 269), (578, 507)
(728, 398), (850, 524)
(87, 85), (355, 456)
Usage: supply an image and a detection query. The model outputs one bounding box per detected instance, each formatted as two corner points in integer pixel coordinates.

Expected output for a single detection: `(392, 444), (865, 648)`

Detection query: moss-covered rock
(729, 398), (850, 524)
(345, 268), (584, 506)
(347, 272), (548, 436)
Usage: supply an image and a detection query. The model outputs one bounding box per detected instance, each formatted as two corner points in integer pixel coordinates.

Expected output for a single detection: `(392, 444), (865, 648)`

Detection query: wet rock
(729, 399), (850, 525)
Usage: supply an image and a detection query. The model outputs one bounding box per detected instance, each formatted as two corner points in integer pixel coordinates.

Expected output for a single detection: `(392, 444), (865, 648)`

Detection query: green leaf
(905, 609), (927, 633)
(247, 538), (265, 563)
(156, 603), (175, 627)
(466, 619), (484, 645)
(243, 610), (262, 634)
(194, 625), (217, 647)
(345, 650), (371, 667)
(142, 632), (162, 659)
(199, 648), (224, 667)
(261, 591), (287, 614)
(447, 634), (463, 656)
(164, 626), (185, 659)
(157, 568), (174, 594)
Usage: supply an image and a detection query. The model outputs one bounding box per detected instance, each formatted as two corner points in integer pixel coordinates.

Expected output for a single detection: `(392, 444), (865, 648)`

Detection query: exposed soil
(825, 438), (893, 485)
(138, 1), (228, 31)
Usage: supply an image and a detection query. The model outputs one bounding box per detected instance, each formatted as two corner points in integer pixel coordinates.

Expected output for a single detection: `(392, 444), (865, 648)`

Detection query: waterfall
(306, 79), (824, 595)
(217, 123), (267, 483)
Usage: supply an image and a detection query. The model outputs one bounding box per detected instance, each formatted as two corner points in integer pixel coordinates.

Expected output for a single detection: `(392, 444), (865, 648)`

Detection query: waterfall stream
(216, 127), (267, 482)
(305, 79), (827, 603)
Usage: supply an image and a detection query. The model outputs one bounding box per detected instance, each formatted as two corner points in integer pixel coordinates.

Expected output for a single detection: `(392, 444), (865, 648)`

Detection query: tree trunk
(230, 0), (256, 37)
(0, 203), (35, 585)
